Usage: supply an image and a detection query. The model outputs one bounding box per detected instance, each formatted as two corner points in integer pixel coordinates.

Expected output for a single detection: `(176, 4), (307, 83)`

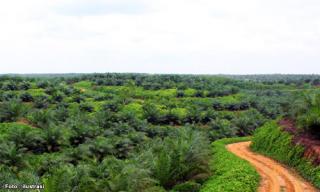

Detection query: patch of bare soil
(16, 118), (37, 128)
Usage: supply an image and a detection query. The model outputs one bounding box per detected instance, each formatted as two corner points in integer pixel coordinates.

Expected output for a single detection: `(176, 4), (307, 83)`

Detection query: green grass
(120, 102), (144, 119)
(200, 137), (260, 192)
(73, 81), (92, 89)
(27, 89), (47, 97)
(251, 121), (320, 188)
(214, 93), (243, 104)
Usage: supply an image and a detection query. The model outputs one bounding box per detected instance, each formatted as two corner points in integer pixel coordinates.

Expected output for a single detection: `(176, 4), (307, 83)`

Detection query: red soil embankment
(279, 119), (320, 165)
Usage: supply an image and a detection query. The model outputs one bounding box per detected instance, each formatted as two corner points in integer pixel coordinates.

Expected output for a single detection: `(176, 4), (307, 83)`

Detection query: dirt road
(227, 141), (318, 192)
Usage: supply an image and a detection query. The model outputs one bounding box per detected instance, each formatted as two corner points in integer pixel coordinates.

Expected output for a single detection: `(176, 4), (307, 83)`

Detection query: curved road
(227, 141), (318, 192)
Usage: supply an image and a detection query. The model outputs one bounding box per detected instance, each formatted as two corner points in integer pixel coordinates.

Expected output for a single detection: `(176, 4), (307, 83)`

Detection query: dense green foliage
(286, 93), (320, 137)
(226, 74), (320, 86)
(201, 137), (259, 192)
(251, 121), (320, 188)
(0, 73), (319, 191)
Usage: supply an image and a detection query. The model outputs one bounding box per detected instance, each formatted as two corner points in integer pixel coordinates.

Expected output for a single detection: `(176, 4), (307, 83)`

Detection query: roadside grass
(200, 137), (260, 192)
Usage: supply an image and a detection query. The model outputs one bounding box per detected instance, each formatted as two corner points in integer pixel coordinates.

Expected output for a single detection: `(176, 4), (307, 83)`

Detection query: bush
(200, 137), (259, 192)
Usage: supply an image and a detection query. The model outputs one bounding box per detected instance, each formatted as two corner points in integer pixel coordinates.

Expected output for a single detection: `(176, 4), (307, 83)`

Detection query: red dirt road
(227, 141), (318, 192)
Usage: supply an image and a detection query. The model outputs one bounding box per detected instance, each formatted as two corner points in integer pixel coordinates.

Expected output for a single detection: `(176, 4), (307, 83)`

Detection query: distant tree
(3, 81), (18, 91)
(19, 81), (31, 90)
(0, 99), (26, 122)
(208, 119), (237, 140)
(36, 81), (49, 89)
(79, 103), (94, 112)
(176, 90), (185, 98)
(33, 95), (49, 109)
(142, 103), (162, 124)
(20, 92), (33, 102)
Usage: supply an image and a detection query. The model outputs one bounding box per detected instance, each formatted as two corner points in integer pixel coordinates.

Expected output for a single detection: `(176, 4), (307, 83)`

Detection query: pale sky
(0, 0), (320, 74)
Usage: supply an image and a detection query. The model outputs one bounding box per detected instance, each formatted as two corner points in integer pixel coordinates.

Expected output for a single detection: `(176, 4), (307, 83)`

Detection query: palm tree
(98, 157), (157, 192)
(0, 99), (26, 122)
(43, 125), (69, 152)
(137, 127), (211, 189)
(0, 141), (26, 169)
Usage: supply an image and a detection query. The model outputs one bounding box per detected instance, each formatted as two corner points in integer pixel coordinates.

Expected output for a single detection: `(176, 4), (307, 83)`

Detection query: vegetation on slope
(287, 93), (320, 137)
(251, 121), (320, 188)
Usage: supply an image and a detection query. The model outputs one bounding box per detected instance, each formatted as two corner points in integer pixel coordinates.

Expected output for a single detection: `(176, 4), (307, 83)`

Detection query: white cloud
(0, 0), (320, 74)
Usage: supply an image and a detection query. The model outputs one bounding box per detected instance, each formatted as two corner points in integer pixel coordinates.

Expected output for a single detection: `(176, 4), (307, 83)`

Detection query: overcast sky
(0, 0), (320, 74)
